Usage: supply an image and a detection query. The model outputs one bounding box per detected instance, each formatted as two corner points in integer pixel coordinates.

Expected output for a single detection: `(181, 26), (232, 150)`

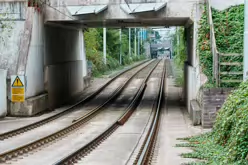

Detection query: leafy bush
(212, 5), (244, 54)
(177, 81), (248, 164)
(212, 5), (244, 87)
(198, 7), (214, 86)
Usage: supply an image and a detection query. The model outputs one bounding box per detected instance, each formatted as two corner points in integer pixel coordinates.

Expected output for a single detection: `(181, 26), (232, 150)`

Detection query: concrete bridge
(0, 0), (213, 117)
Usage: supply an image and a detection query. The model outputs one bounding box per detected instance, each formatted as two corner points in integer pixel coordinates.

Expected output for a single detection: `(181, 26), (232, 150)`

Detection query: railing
(205, 0), (243, 87)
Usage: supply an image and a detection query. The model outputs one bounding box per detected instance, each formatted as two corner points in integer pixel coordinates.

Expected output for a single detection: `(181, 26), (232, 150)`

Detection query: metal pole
(243, 0), (248, 81)
(138, 30), (140, 56)
(103, 28), (107, 64)
(129, 28), (131, 57)
(119, 28), (122, 65)
(177, 27), (180, 57)
(134, 28), (137, 56)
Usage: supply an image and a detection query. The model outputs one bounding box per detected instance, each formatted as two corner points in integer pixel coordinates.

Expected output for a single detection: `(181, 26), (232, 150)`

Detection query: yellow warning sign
(11, 95), (25, 102)
(11, 75), (25, 102)
(12, 88), (25, 95)
(12, 76), (24, 87)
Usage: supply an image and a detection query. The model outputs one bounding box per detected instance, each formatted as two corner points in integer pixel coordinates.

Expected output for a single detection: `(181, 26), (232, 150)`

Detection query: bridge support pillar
(44, 24), (87, 109)
(184, 22), (200, 113)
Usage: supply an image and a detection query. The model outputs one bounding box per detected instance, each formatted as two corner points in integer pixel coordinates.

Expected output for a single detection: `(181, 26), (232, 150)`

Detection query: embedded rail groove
(134, 60), (166, 165)
(52, 60), (162, 165)
(0, 60), (156, 164)
(0, 60), (150, 141)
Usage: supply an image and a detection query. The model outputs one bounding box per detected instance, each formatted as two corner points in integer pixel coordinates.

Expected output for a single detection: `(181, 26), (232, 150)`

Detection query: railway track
(134, 60), (166, 165)
(52, 60), (165, 165)
(0, 60), (149, 141)
(0, 60), (158, 164)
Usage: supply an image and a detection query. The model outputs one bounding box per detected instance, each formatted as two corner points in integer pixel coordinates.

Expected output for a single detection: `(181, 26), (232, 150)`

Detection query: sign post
(11, 75), (25, 102)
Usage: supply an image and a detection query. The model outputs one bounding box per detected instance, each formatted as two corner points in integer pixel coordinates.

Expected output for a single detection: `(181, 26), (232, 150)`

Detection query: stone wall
(199, 88), (233, 128)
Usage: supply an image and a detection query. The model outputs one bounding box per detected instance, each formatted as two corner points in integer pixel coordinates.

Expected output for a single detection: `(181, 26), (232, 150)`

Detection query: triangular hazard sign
(12, 76), (24, 87)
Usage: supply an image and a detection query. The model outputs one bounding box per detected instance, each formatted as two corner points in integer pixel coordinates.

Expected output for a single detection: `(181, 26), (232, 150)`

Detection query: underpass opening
(44, 1), (196, 110)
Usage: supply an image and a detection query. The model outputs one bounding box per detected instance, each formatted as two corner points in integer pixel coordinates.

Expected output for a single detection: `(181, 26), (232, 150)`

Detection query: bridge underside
(47, 17), (191, 28)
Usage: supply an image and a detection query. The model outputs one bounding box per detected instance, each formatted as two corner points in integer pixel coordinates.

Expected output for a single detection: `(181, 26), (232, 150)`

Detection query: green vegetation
(197, 5), (244, 87)
(213, 5), (244, 87)
(212, 5), (244, 54)
(171, 27), (187, 87)
(84, 28), (147, 77)
(198, 6), (214, 87)
(176, 81), (248, 164)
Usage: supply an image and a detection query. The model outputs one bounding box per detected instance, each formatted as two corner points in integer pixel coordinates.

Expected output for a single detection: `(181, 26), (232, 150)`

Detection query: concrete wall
(44, 25), (86, 109)
(0, 2), (25, 76)
(0, 70), (7, 117)
(45, 0), (205, 22)
(25, 12), (45, 98)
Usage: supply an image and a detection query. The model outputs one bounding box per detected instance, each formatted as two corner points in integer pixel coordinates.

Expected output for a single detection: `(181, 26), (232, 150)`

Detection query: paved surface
(0, 60), (148, 134)
(154, 78), (210, 165)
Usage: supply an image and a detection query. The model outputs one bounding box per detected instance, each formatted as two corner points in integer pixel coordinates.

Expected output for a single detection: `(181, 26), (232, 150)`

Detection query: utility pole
(134, 28), (137, 56)
(119, 28), (122, 65)
(138, 29), (140, 56)
(103, 28), (107, 64)
(243, 0), (248, 81)
(129, 28), (131, 57)
(177, 27), (180, 57)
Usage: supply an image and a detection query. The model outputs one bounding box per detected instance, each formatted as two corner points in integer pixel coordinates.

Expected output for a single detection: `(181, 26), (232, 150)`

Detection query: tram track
(52, 60), (165, 165)
(0, 60), (149, 141)
(0, 60), (158, 164)
(134, 60), (166, 165)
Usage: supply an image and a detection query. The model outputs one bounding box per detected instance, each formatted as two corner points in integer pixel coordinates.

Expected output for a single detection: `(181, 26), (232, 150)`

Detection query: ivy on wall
(198, 7), (214, 87)
(212, 5), (244, 87)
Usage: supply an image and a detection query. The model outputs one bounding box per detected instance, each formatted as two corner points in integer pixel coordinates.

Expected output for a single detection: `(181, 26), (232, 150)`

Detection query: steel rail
(135, 59), (166, 165)
(0, 60), (156, 163)
(52, 60), (162, 165)
(0, 60), (150, 141)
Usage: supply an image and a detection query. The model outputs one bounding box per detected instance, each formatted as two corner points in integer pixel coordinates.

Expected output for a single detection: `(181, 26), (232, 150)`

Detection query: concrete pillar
(45, 25), (85, 109)
(0, 69), (7, 117)
(80, 30), (87, 77)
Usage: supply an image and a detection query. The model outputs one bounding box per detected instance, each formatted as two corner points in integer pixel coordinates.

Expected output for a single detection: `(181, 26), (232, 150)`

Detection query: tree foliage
(84, 28), (147, 76)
